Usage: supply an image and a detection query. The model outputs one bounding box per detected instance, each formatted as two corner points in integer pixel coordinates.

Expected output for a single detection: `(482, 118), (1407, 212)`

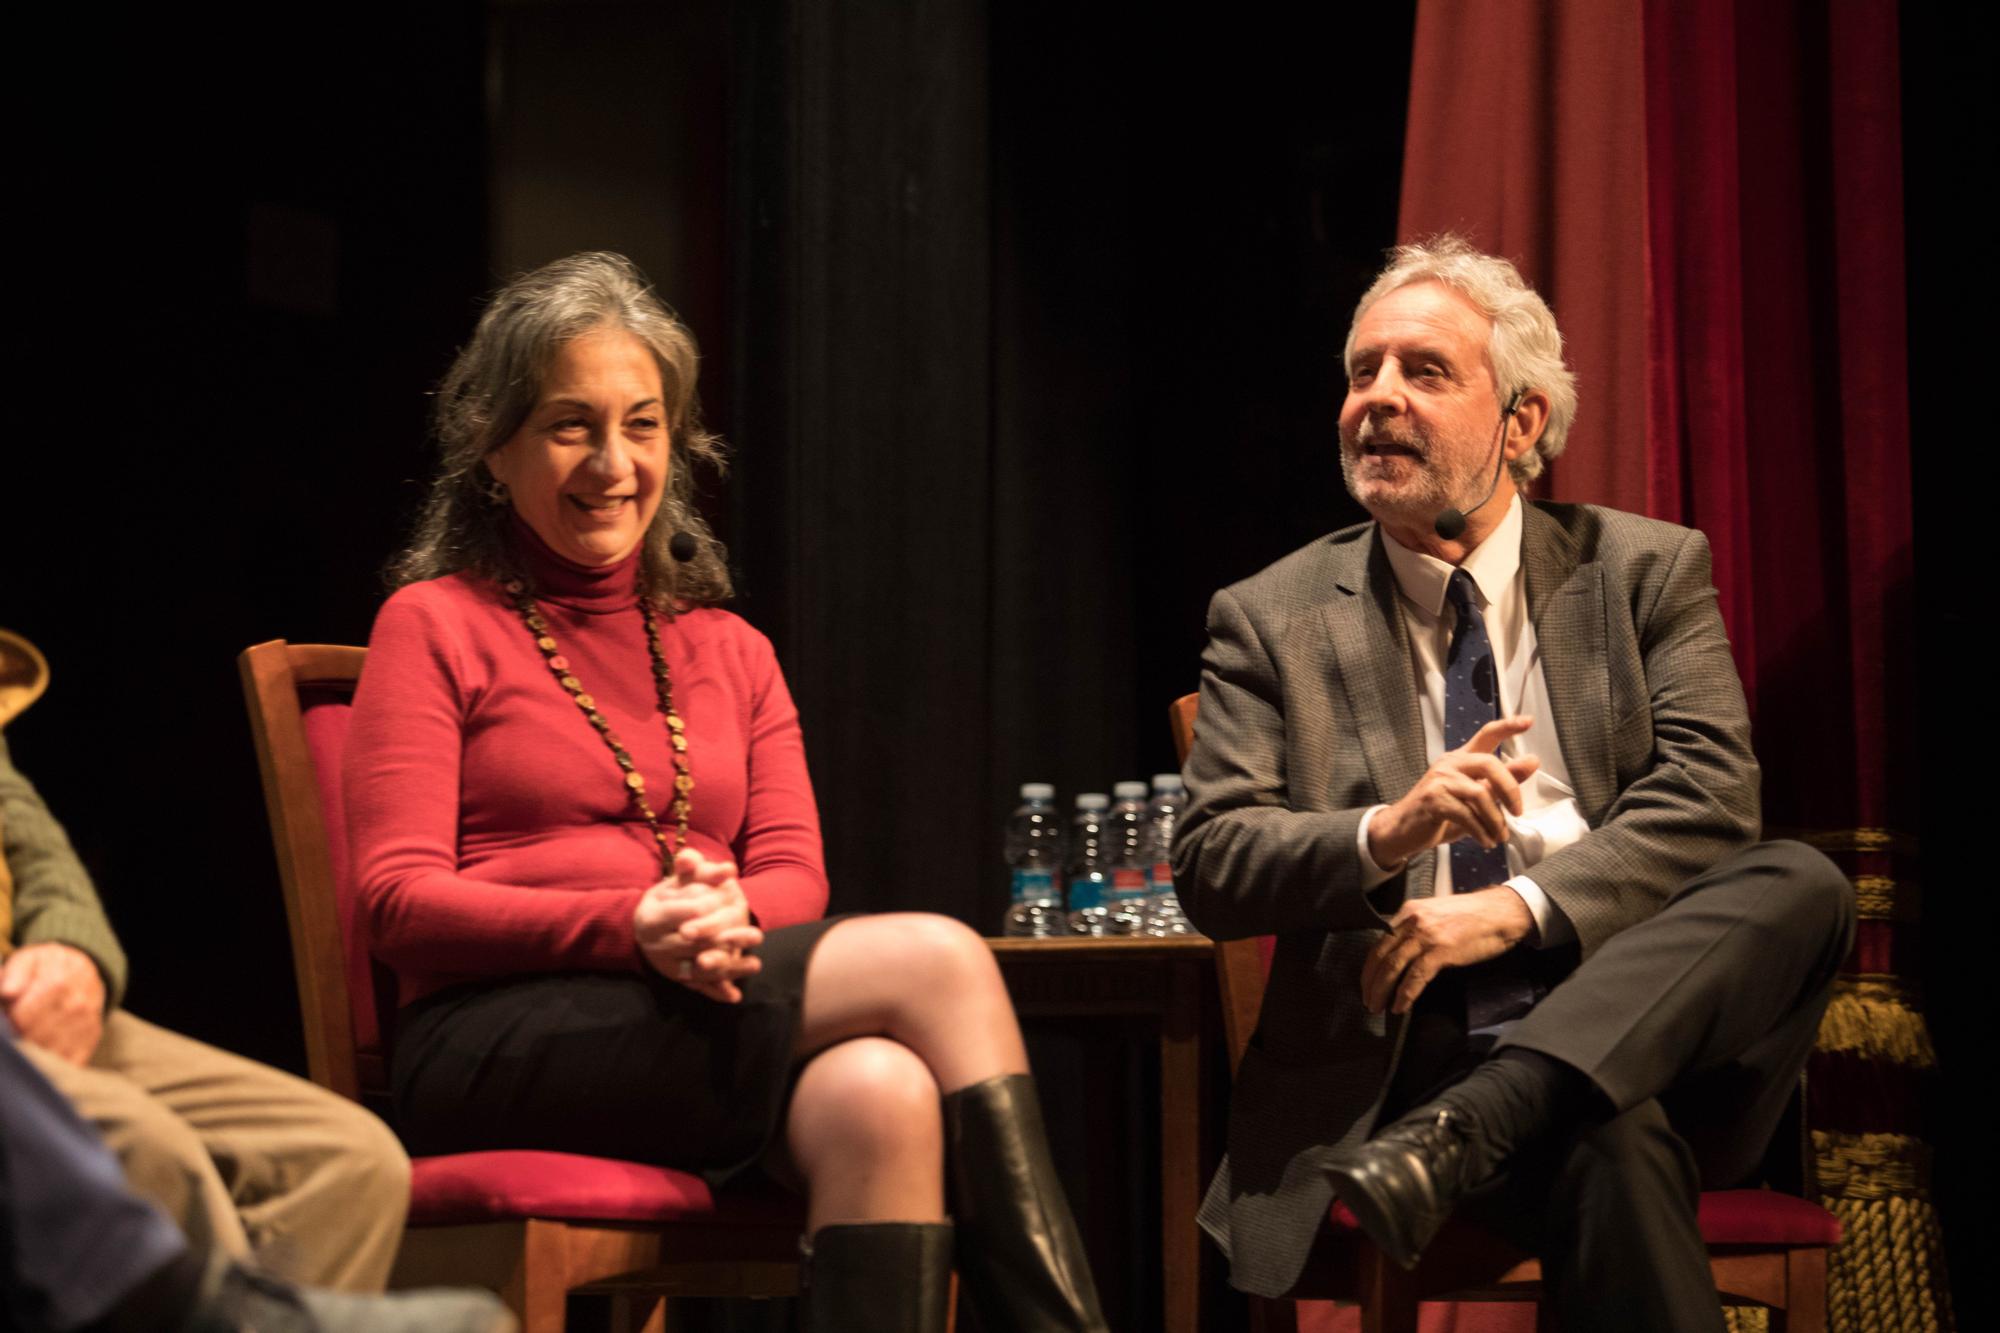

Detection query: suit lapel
(1321, 529), (1434, 893)
(1523, 505), (1615, 821)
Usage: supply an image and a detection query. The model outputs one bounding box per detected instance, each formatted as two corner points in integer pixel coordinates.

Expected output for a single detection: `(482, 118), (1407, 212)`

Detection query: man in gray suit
(1174, 237), (1852, 1329)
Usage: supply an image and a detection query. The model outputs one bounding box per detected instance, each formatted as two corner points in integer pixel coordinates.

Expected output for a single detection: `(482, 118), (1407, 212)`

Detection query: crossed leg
(780, 913), (1028, 1229)
(1360, 841), (1854, 1326)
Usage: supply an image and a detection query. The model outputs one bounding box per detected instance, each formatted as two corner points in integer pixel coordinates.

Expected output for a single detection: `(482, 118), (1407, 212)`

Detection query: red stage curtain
(1299, 3), (1936, 1330)
(1396, 0), (1649, 519)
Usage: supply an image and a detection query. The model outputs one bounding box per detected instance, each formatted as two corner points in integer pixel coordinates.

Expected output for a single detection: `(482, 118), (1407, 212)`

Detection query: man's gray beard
(1339, 421), (1468, 524)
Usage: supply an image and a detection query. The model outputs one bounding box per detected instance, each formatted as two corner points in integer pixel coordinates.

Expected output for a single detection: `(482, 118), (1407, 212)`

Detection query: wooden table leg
(1161, 959), (1202, 1333)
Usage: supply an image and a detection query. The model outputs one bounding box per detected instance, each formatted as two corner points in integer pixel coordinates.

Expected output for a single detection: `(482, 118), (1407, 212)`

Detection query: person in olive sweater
(0, 629), (410, 1292)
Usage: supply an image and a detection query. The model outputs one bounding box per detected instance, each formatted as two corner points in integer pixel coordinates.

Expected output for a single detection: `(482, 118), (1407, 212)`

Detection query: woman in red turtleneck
(345, 253), (1104, 1332)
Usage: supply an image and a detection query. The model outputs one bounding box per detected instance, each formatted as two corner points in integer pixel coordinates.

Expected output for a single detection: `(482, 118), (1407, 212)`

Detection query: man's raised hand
(1368, 716), (1541, 870)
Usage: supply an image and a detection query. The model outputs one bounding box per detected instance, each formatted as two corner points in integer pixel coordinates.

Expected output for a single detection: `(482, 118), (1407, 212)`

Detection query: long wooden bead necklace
(506, 581), (693, 870)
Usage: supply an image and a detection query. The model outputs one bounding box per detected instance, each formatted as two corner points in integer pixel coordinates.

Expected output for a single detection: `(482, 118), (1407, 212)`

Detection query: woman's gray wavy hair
(387, 251), (732, 605)
(1344, 235), (1579, 485)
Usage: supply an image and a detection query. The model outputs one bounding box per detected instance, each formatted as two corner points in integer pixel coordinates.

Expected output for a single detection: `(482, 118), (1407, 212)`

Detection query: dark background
(6, 1), (1397, 1061)
(5, 1), (1980, 1325)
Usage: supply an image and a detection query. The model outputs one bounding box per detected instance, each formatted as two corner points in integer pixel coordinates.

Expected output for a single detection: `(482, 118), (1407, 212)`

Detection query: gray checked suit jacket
(1172, 501), (1762, 1297)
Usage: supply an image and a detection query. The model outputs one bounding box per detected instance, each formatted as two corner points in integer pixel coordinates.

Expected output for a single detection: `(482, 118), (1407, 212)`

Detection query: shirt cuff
(1356, 805), (1399, 890)
(1504, 875), (1575, 948)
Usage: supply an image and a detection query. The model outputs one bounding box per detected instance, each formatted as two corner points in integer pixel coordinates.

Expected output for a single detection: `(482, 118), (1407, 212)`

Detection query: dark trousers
(1384, 840), (1854, 1332)
(1, 1023), (187, 1332)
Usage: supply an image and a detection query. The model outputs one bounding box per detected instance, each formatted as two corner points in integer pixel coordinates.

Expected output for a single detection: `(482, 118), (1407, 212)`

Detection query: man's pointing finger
(1465, 715), (1534, 754)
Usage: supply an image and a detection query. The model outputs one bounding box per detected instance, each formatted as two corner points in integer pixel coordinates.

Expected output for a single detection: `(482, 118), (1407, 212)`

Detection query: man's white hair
(1344, 235), (1579, 485)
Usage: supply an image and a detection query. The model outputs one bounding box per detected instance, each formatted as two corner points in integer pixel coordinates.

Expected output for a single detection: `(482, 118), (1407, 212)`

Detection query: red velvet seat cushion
(1694, 1189), (1842, 1246)
(1329, 1188), (1839, 1250)
(410, 1151), (803, 1228)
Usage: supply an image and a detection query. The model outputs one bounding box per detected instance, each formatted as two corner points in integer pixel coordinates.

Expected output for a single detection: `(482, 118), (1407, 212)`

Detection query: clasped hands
(1360, 716), (1539, 1017)
(633, 848), (764, 1004)
(0, 941), (105, 1064)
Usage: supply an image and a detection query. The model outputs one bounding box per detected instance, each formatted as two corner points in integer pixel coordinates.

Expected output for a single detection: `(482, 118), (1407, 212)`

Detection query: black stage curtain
(728, 1), (1406, 931)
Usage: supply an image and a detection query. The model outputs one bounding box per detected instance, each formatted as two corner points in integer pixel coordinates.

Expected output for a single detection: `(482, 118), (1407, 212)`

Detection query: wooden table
(987, 935), (1216, 1333)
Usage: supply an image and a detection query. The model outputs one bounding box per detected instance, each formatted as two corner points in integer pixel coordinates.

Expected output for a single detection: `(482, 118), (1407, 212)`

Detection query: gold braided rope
(1717, 1192), (1956, 1333)
(1817, 976), (1938, 1068)
(1811, 1132), (1954, 1331)
(1768, 825), (1950, 1331)
(1815, 1131), (1931, 1200)
(1822, 1195), (1955, 1333)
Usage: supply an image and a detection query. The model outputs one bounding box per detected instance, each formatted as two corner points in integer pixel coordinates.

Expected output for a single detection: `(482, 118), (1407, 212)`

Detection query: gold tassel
(1817, 977), (1938, 1068)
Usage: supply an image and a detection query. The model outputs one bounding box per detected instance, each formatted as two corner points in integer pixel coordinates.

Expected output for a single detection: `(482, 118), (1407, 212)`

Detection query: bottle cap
(1020, 782), (1055, 801)
(1152, 772), (1184, 791)
(1113, 781), (1148, 799)
(1075, 792), (1109, 810)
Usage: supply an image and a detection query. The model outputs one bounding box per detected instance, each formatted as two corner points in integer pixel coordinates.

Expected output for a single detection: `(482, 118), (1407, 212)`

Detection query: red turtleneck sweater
(345, 529), (829, 1008)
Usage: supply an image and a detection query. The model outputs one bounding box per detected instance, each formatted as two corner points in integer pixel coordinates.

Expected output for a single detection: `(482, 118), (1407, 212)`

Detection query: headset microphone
(668, 531), (699, 562)
(1432, 389), (1526, 541)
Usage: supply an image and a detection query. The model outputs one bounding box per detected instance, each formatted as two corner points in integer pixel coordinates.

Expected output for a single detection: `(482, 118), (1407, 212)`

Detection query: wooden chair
(239, 640), (805, 1333)
(1169, 692), (1840, 1333)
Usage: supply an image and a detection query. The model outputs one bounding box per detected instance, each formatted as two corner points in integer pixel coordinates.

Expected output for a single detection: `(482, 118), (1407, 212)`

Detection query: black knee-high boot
(800, 1221), (955, 1333)
(943, 1074), (1108, 1332)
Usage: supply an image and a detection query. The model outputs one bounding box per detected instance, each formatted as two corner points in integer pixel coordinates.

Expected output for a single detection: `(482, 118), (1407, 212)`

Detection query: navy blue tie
(1442, 570), (1540, 1036)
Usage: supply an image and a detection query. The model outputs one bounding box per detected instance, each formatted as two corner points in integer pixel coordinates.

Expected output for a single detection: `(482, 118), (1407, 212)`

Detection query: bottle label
(1068, 874), (1106, 910)
(1106, 868), (1147, 905)
(1011, 868), (1055, 904)
(1150, 861), (1173, 892)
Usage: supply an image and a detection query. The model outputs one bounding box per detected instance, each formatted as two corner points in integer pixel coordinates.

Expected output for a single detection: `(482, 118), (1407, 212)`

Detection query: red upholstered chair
(1168, 693), (1840, 1333)
(240, 641), (805, 1333)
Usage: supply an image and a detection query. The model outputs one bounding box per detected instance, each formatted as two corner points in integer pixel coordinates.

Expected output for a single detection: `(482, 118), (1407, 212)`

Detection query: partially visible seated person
(0, 1017), (510, 1333)
(0, 629), (410, 1295)
(344, 252), (1105, 1332)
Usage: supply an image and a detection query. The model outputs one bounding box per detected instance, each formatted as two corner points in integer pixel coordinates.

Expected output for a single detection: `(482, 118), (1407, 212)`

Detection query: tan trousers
(20, 1009), (410, 1293)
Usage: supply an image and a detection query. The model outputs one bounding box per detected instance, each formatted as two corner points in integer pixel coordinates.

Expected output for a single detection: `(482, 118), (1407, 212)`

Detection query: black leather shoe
(1323, 1102), (1486, 1271)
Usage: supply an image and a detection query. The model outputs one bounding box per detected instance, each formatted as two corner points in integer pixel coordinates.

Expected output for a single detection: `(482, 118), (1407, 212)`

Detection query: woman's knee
(789, 1038), (942, 1164)
(824, 912), (1006, 997)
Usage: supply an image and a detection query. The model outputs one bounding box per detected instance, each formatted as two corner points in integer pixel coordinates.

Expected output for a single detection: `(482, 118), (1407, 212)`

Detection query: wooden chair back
(238, 641), (389, 1102)
(241, 640), (832, 1330)
(1168, 691), (1270, 1075)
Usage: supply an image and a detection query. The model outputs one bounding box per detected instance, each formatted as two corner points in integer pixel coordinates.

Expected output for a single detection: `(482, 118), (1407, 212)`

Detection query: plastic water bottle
(1002, 783), (1065, 937)
(1065, 793), (1114, 936)
(1142, 772), (1197, 936)
(1104, 781), (1152, 935)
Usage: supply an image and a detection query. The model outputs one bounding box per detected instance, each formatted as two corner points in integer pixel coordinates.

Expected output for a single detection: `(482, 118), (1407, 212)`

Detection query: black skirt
(390, 917), (843, 1187)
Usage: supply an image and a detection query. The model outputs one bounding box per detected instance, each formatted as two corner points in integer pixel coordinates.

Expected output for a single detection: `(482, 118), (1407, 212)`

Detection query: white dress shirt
(1355, 495), (1586, 946)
